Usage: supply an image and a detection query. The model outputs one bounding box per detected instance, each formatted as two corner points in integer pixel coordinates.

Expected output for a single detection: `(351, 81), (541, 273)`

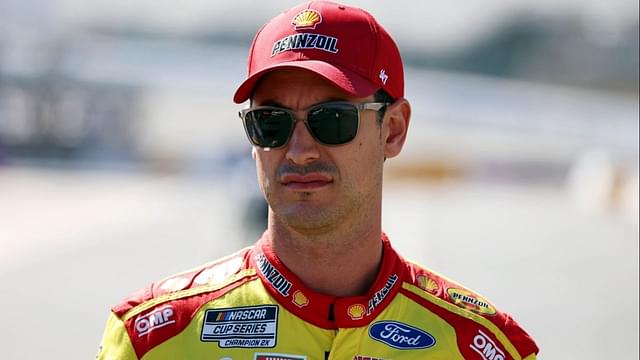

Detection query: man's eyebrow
(257, 97), (351, 108)
(257, 100), (287, 108)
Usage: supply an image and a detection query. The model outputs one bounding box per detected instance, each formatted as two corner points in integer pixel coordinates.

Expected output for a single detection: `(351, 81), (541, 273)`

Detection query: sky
(3, 0), (638, 51)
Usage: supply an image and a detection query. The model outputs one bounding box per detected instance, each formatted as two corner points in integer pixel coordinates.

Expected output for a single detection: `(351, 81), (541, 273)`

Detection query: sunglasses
(239, 101), (388, 149)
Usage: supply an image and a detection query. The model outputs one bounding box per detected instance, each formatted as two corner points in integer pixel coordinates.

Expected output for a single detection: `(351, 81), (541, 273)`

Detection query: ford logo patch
(368, 321), (436, 349)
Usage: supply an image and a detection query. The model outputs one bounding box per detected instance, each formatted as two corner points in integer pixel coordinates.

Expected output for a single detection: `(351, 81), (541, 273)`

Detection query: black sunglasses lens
(244, 109), (293, 148)
(307, 104), (359, 145)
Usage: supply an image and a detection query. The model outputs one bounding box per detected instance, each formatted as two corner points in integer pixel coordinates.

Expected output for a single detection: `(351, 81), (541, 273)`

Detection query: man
(97, 1), (539, 359)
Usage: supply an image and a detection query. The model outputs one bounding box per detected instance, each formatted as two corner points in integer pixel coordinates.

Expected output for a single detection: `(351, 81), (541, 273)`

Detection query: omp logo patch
(201, 305), (278, 348)
(368, 321), (436, 350)
(447, 288), (497, 316)
(354, 356), (386, 360)
(255, 353), (306, 360)
(134, 306), (175, 337)
(470, 330), (506, 360)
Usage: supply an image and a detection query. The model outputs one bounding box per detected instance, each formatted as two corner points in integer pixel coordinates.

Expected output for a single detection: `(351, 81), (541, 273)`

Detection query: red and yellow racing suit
(97, 233), (538, 359)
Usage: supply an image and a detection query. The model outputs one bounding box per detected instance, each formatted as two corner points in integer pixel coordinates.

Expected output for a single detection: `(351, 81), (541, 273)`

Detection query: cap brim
(233, 60), (378, 104)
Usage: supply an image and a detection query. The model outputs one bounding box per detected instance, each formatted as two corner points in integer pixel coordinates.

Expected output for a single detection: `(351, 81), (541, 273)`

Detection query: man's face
(250, 69), (386, 235)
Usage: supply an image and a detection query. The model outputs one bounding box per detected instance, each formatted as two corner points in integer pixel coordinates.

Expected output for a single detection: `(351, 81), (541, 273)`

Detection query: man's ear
(251, 146), (257, 160)
(383, 98), (411, 159)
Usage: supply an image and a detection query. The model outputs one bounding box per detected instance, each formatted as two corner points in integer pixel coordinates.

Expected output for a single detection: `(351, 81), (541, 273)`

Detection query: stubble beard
(267, 172), (380, 239)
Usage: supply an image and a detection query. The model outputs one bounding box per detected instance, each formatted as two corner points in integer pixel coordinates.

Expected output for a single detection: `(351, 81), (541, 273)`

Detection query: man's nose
(285, 120), (320, 165)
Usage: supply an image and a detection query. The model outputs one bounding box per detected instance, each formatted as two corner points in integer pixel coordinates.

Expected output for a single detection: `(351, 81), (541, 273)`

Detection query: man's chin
(275, 205), (338, 232)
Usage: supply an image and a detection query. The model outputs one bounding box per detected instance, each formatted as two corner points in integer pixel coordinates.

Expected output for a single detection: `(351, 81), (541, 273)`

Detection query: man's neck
(265, 215), (383, 297)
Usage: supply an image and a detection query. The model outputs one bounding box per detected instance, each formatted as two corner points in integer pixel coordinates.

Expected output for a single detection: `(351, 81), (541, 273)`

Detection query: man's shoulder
(402, 260), (499, 315)
(401, 259), (539, 359)
(111, 246), (256, 320)
(101, 246), (270, 358)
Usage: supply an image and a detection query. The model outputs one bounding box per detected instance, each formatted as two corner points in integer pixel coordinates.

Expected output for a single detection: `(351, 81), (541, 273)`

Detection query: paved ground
(0, 166), (637, 359)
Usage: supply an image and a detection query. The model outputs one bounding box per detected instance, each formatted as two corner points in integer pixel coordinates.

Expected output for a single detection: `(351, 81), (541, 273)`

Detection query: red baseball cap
(233, 1), (404, 104)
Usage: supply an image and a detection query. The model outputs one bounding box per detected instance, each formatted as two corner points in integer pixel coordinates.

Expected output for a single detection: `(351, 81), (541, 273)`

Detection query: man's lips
(280, 173), (333, 190)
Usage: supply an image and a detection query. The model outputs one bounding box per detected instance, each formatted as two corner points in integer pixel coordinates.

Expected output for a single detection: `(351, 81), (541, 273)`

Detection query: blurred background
(0, 0), (638, 358)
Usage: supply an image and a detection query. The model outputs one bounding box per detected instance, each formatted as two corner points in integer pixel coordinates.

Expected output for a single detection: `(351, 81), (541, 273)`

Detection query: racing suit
(97, 233), (539, 359)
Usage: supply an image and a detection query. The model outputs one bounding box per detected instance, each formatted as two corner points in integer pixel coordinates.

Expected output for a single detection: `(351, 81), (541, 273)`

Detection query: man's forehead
(252, 68), (368, 105)
(257, 68), (339, 89)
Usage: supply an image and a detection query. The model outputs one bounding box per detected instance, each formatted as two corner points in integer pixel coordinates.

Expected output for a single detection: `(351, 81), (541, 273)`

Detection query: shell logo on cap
(292, 9), (322, 29)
